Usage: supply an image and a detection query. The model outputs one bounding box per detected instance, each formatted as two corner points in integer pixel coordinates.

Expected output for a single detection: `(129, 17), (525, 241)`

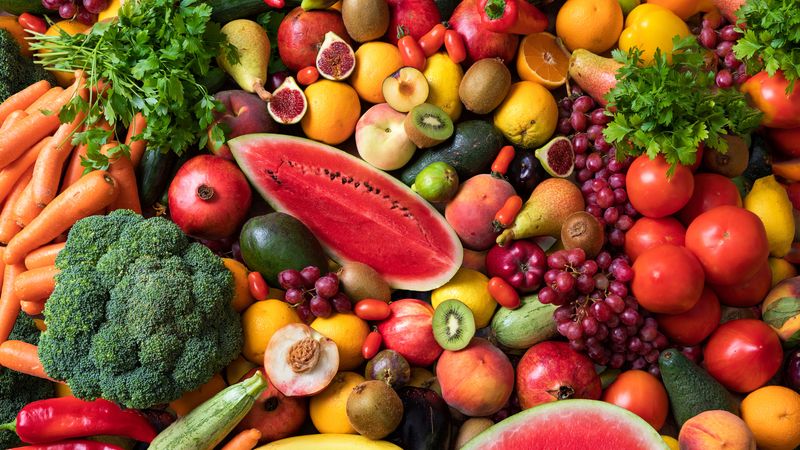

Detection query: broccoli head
(40, 210), (242, 409)
(0, 29), (55, 102)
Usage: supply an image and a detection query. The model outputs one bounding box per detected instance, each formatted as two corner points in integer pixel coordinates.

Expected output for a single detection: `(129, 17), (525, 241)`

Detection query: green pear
(217, 19), (271, 100)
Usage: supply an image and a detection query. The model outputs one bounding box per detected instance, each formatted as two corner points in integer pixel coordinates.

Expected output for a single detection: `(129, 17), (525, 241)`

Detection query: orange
(349, 41), (403, 104)
(98, 0), (123, 21)
(516, 32), (571, 89)
(0, 16), (31, 57)
(301, 80), (361, 145)
(241, 299), (301, 364)
(44, 20), (91, 87)
(310, 371), (365, 433)
(310, 313), (370, 371)
(741, 385), (800, 450)
(556, 0), (623, 54)
(222, 258), (254, 313)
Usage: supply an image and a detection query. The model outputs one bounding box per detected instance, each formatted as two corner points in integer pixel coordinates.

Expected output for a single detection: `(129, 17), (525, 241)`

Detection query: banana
(257, 434), (402, 450)
(300, 0), (339, 10)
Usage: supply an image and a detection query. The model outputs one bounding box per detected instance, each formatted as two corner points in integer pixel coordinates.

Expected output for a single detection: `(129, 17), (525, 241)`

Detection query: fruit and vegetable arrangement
(0, 0), (799, 448)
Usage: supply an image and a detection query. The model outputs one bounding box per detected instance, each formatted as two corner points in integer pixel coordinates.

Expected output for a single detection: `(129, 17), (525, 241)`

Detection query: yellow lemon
(422, 52), (463, 121)
(98, 0), (123, 21)
(349, 42), (403, 104)
(661, 435), (679, 450)
(431, 268), (497, 328)
(310, 371), (365, 433)
(769, 257), (797, 287)
(301, 80), (361, 145)
(311, 313), (370, 370)
(241, 300), (301, 364)
(493, 81), (558, 149)
(44, 20), (91, 87)
(744, 175), (795, 257)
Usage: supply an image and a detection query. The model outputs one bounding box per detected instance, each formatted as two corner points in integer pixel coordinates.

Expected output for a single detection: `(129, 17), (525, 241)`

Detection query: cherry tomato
(624, 217), (686, 262)
(493, 195), (523, 229)
(703, 319), (783, 393)
(685, 205), (769, 285)
(247, 271), (269, 301)
(491, 145), (516, 176)
(655, 287), (721, 346)
(354, 299), (392, 321)
(626, 154), (694, 218)
(710, 260), (772, 307)
(631, 244), (704, 314)
(264, 0), (285, 8)
(602, 370), (669, 430)
(488, 277), (521, 309)
(397, 26), (426, 71)
(677, 173), (741, 225)
(362, 330), (383, 359)
(18, 13), (47, 35)
(296, 66), (319, 86)
(418, 23), (446, 57)
(444, 29), (466, 64)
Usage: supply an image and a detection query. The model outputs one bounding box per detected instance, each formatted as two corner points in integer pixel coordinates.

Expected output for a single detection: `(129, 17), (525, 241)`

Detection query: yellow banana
(258, 434), (402, 450)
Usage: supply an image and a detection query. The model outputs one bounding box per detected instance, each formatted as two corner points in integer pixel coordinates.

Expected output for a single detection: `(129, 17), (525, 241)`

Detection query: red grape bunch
(278, 266), (352, 323)
(695, 11), (748, 88)
(42, 0), (106, 25)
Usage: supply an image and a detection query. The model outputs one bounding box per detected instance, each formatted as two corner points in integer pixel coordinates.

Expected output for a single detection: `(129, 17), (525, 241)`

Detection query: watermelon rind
(229, 133), (463, 291)
(462, 399), (669, 450)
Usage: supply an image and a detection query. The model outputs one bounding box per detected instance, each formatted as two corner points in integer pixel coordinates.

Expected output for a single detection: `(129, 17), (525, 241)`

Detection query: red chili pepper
(296, 66), (319, 86)
(362, 330), (382, 359)
(397, 26), (426, 71)
(263, 0), (285, 8)
(248, 271), (269, 301)
(354, 299), (392, 321)
(443, 29), (466, 64)
(418, 23), (446, 57)
(11, 440), (125, 450)
(488, 277), (521, 309)
(493, 195), (523, 230)
(491, 145), (516, 176)
(477, 0), (548, 35)
(18, 13), (47, 35)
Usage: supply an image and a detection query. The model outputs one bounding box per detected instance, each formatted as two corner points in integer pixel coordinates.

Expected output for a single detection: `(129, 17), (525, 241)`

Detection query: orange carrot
(0, 169), (31, 244)
(60, 143), (88, 191)
(4, 170), (118, 265)
(126, 112), (147, 167)
(0, 340), (54, 380)
(20, 300), (44, 316)
(31, 110), (87, 207)
(14, 265), (59, 303)
(103, 144), (141, 214)
(0, 263), (24, 343)
(0, 137), (51, 205)
(24, 86), (63, 115)
(24, 242), (65, 270)
(12, 180), (43, 228)
(221, 429), (262, 450)
(0, 80), (51, 125)
(0, 110), (27, 133)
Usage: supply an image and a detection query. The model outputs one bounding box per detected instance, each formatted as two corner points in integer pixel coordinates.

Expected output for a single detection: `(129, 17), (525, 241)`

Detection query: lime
(412, 162), (459, 203)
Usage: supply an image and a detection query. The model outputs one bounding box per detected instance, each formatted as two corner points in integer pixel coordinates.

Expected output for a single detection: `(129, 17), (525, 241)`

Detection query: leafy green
(29, 0), (238, 170)
(733, 0), (800, 91)
(603, 36), (762, 170)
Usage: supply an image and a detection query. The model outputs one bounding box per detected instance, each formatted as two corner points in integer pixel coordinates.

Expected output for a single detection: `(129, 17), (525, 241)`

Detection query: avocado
(239, 212), (328, 286)
(658, 348), (739, 427)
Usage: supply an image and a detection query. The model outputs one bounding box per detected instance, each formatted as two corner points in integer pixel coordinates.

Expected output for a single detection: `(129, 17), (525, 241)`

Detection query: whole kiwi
(346, 380), (404, 439)
(702, 135), (749, 177)
(342, 0), (390, 43)
(337, 261), (391, 302)
(561, 211), (604, 257)
(458, 58), (512, 114)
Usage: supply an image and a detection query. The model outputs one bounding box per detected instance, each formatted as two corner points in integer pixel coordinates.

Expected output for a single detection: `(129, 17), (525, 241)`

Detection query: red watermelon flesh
(229, 134), (463, 291)
(462, 399), (669, 450)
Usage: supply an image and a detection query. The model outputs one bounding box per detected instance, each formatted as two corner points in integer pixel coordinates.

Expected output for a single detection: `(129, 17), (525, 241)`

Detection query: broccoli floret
(0, 313), (55, 449)
(0, 30), (55, 102)
(39, 210), (242, 409)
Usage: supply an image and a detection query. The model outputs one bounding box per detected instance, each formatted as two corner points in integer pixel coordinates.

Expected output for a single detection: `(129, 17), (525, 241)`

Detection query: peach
(355, 103), (416, 171)
(207, 90), (276, 160)
(762, 276), (800, 342)
(445, 174), (516, 251)
(679, 410), (756, 450)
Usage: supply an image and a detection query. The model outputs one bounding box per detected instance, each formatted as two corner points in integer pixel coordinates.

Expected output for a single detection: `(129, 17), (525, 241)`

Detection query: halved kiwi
(404, 103), (454, 149)
(432, 299), (475, 351)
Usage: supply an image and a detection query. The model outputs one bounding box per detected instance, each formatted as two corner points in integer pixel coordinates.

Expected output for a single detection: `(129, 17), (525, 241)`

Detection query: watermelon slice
(463, 399), (669, 450)
(229, 134), (463, 291)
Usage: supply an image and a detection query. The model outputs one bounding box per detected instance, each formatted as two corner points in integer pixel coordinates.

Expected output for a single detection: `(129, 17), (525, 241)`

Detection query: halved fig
(535, 136), (575, 177)
(315, 32), (356, 81)
(267, 76), (307, 125)
(264, 323), (339, 396)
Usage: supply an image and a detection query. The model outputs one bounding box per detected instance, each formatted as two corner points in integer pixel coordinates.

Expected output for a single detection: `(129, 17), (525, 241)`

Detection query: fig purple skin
(485, 240), (547, 293)
(366, 349), (411, 388)
(786, 349), (800, 392)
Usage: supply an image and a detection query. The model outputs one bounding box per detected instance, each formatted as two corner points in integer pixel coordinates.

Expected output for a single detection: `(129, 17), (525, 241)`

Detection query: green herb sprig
(29, 0), (238, 170)
(603, 36), (762, 170)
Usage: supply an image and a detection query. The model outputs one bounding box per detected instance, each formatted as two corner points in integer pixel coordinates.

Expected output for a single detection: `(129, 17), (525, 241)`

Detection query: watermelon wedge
(462, 399), (669, 450)
(229, 134), (463, 291)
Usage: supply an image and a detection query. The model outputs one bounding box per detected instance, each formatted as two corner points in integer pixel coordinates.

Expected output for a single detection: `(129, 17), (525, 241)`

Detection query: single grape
(547, 252), (568, 270)
(284, 288), (305, 305)
(653, 334), (669, 349)
(556, 320), (571, 335)
(315, 274), (339, 298)
(608, 281), (628, 298)
(647, 365), (660, 378)
(582, 316), (599, 336)
(555, 271), (576, 293)
(613, 263), (634, 282)
(586, 124), (604, 142)
(573, 133), (590, 154)
(589, 109), (611, 126)
(586, 204), (603, 218)
(596, 188), (615, 209)
(558, 117), (573, 135)
(570, 111), (588, 132)
(309, 295), (333, 318)
(59, 2), (77, 18)
(632, 357), (647, 370)
(613, 188), (628, 205)
(539, 286), (557, 304)
(300, 266), (321, 288)
(566, 322), (583, 340)
(608, 173), (625, 189)
(719, 24), (740, 41)
(296, 303), (313, 323)
(331, 293), (352, 313)
(604, 294), (626, 313)
(82, 0), (108, 14)
(607, 315), (620, 328)
(573, 95), (595, 113)
(554, 305), (573, 323)
(603, 206), (620, 225)
(716, 69), (733, 88)
(628, 336), (643, 353)
(566, 248), (586, 266)
(575, 153), (587, 170)
(609, 352), (625, 369)
(558, 97), (573, 112)
(74, 7), (96, 25)
(586, 153), (604, 172)
(620, 308), (639, 326)
(42, 0), (63, 10)
(595, 324), (609, 341)
(569, 338), (586, 352)
(698, 27), (718, 48)
(607, 158), (624, 173)
(723, 52), (741, 69)
(278, 269), (305, 290)
(715, 40), (734, 57)
(591, 301), (612, 322)
(608, 228), (626, 247)
(577, 168), (593, 183)
(645, 349), (660, 364)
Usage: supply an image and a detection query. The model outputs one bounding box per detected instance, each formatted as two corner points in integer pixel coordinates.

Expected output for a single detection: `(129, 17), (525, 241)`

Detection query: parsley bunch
(29, 0), (237, 169)
(603, 36), (762, 169)
(733, 0), (800, 91)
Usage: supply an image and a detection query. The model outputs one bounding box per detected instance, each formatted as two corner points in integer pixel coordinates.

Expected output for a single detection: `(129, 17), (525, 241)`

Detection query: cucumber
(136, 149), (175, 208)
(150, 372), (268, 450)
(204, 0), (271, 23)
(490, 295), (557, 350)
(0, 0), (48, 15)
(658, 348), (739, 427)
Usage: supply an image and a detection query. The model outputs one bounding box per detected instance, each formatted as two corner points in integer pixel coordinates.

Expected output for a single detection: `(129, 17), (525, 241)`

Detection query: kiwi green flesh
(432, 299), (475, 351)
(404, 103), (454, 149)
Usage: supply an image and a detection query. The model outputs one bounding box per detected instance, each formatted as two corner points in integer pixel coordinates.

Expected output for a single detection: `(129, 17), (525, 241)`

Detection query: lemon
(744, 175), (795, 257)
(349, 42), (403, 104)
(311, 313), (370, 370)
(493, 81), (558, 148)
(422, 52), (463, 121)
(661, 435), (679, 450)
(431, 268), (497, 328)
(241, 300), (301, 364)
(99, 0), (123, 21)
(769, 257), (797, 287)
(310, 371), (365, 434)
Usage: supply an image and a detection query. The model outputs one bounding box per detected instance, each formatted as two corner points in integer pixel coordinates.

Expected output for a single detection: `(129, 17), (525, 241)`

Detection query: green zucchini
(490, 295), (557, 350)
(150, 371), (268, 450)
(204, 0), (271, 23)
(136, 149), (175, 208)
(0, 0), (49, 15)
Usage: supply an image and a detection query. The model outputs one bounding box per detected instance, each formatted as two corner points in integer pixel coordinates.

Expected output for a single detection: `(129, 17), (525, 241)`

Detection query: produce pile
(0, 0), (799, 448)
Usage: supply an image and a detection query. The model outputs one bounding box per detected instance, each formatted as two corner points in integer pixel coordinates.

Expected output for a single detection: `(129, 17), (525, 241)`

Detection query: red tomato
(601, 370), (669, 430)
(626, 154), (694, 218)
(444, 29), (466, 64)
(624, 217), (686, 262)
(296, 66), (319, 86)
(354, 299), (392, 321)
(703, 319), (783, 393)
(710, 260), (771, 307)
(488, 276), (521, 309)
(418, 23), (446, 57)
(397, 27), (426, 71)
(362, 330), (383, 359)
(18, 13), (47, 34)
(677, 173), (741, 225)
(631, 244), (704, 314)
(741, 70), (800, 129)
(685, 205), (769, 285)
(656, 287), (721, 346)
(247, 271), (268, 301)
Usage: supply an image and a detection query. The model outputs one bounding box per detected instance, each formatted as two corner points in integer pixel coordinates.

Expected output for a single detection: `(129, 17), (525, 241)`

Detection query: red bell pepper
(477, 0), (548, 35)
(12, 440), (125, 450)
(741, 70), (800, 129)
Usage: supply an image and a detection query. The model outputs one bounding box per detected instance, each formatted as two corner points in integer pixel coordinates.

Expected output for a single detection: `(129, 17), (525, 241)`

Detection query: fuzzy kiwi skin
(342, 0), (390, 43)
(703, 135), (749, 178)
(561, 211), (604, 258)
(346, 380), (404, 439)
(459, 59), (512, 114)
(404, 105), (453, 148)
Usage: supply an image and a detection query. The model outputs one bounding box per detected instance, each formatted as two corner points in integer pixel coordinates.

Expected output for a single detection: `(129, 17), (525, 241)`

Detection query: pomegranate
(516, 341), (602, 409)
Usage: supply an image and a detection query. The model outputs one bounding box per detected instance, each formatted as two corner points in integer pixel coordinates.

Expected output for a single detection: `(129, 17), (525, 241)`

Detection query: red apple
(449, 0), (519, 65)
(207, 90), (276, 160)
(656, 287), (721, 346)
(277, 8), (351, 72)
(236, 369), (308, 444)
(516, 341), (601, 410)
(377, 299), (443, 366)
(384, 0), (441, 45)
(436, 338), (514, 416)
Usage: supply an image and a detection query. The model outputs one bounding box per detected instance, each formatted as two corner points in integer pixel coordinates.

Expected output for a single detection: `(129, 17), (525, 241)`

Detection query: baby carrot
(0, 80), (51, 125)
(0, 340), (54, 380)
(14, 265), (59, 303)
(24, 242), (65, 270)
(24, 87), (63, 115)
(19, 300), (43, 316)
(31, 110), (87, 207)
